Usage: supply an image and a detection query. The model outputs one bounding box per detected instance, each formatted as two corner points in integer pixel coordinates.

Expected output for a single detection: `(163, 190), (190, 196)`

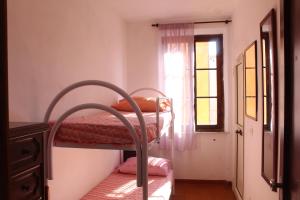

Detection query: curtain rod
(152, 20), (232, 27)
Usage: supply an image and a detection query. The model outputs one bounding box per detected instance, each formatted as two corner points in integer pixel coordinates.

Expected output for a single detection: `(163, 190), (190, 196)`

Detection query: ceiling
(102, 0), (238, 23)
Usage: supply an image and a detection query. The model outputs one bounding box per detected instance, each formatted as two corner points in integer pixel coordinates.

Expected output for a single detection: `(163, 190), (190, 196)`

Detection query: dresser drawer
(10, 165), (43, 200)
(8, 133), (43, 174)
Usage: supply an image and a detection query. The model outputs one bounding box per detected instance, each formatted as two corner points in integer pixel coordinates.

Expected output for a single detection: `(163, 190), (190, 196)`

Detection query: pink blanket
(50, 111), (171, 145)
(81, 171), (173, 200)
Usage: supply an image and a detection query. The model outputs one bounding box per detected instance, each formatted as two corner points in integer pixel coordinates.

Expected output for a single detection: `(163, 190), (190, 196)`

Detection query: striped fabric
(50, 111), (172, 145)
(81, 171), (173, 200)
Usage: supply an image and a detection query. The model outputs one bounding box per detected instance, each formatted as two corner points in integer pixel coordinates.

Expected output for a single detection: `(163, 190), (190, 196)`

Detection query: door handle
(235, 129), (243, 136)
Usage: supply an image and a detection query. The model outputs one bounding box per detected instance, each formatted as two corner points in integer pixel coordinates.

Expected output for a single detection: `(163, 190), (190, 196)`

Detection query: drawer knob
(21, 184), (31, 192)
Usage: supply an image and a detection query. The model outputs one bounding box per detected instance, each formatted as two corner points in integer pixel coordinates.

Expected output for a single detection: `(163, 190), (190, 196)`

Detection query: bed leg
(172, 181), (175, 195)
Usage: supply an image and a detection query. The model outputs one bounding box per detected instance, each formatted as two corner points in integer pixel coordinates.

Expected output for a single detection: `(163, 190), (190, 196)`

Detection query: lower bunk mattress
(81, 170), (173, 200)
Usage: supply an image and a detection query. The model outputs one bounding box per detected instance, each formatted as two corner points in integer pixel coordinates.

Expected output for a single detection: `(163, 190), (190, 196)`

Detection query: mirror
(260, 9), (279, 191)
(244, 41), (258, 120)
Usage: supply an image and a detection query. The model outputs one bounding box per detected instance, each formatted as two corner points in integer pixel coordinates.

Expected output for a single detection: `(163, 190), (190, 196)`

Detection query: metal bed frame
(44, 80), (174, 200)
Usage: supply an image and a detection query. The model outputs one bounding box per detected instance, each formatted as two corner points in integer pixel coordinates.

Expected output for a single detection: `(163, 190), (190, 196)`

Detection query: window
(194, 34), (224, 132)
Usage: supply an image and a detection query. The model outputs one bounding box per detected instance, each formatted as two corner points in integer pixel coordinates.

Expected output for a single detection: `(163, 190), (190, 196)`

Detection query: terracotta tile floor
(171, 180), (237, 200)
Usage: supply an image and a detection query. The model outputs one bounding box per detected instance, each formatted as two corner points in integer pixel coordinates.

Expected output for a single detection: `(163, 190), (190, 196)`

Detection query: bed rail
(129, 88), (171, 144)
(44, 80), (148, 200)
(129, 87), (175, 195)
(129, 87), (175, 196)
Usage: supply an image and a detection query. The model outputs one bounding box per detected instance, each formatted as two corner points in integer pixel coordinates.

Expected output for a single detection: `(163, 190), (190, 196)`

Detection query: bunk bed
(44, 80), (175, 200)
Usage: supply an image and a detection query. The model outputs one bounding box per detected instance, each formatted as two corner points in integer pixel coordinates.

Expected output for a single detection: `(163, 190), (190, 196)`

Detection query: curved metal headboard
(44, 81), (146, 133)
(45, 80), (141, 124)
(46, 103), (143, 186)
(129, 87), (166, 97)
(43, 80), (148, 191)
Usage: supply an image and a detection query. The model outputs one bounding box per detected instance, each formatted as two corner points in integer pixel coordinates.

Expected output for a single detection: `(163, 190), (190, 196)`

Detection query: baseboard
(175, 179), (232, 186)
(232, 185), (243, 200)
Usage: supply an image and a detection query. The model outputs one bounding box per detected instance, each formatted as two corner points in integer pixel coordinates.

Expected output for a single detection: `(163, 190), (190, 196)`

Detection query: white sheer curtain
(158, 23), (196, 151)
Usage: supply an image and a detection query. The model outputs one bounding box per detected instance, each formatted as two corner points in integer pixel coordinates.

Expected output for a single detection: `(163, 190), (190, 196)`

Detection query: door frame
(233, 54), (245, 200)
(0, 0), (9, 199)
(282, 0), (299, 199)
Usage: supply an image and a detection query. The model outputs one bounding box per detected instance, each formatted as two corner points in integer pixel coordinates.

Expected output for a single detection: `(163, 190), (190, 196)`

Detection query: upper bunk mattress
(50, 111), (172, 145)
(81, 170), (173, 200)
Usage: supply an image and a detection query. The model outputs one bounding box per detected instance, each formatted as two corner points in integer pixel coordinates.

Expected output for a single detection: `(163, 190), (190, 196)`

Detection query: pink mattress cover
(81, 170), (173, 200)
(50, 111), (171, 145)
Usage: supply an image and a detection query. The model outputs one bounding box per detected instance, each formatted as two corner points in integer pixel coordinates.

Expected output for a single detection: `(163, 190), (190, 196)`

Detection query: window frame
(194, 34), (224, 132)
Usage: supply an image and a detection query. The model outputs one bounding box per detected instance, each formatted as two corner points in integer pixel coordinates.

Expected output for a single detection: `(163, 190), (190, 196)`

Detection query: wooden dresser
(8, 122), (48, 200)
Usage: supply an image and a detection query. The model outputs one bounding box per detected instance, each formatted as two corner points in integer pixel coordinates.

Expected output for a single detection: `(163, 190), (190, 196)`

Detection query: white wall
(8, 0), (126, 199)
(126, 22), (233, 181)
(230, 0), (279, 200)
(127, 23), (159, 92)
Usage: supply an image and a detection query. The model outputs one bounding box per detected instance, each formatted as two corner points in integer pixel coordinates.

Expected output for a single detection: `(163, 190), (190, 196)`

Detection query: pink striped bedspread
(81, 170), (173, 200)
(50, 111), (172, 145)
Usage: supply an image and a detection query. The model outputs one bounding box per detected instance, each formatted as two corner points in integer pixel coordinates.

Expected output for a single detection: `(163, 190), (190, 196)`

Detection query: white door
(235, 56), (244, 198)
